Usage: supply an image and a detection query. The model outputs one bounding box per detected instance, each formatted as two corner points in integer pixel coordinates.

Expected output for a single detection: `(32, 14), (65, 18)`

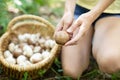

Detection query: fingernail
(64, 43), (68, 46)
(67, 29), (71, 33)
(67, 29), (71, 32)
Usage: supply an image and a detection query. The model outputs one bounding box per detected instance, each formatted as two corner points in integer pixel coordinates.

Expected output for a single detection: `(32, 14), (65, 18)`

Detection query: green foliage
(38, 69), (46, 77)
(81, 69), (100, 79)
(22, 72), (29, 80)
(0, 0), (64, 36)
(54, 58), (61, 68)
(14, 0), (64, 15)
(15, 0), (40, 15)
(35, 0), (49, 6)
(111, 72), (120, 80)
(35, 0), (63, 7)
(55, 76), (72, 80)
(0, 0), (10, 35)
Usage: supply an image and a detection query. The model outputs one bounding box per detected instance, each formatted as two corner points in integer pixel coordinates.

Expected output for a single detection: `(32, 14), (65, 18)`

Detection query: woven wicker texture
(0, 15), (61, 80)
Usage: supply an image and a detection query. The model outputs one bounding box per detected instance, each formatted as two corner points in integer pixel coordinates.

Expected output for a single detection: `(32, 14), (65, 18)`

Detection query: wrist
(64, 8), (74, 15)
(64, 11), (74, 17)
(64, 0), (76, 15)
(88, 9), (101, 22)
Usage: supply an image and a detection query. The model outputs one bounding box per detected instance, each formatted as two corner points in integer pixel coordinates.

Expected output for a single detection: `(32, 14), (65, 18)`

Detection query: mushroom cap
(54, 31), (70, 45)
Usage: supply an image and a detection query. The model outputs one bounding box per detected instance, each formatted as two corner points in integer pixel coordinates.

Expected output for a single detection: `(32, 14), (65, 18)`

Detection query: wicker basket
(0, 15), (61, 80)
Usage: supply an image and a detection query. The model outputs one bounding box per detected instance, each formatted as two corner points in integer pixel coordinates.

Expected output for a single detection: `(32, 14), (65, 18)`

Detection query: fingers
(54, 21), (63, 38)
(65, 24), (87, 46)
(62, 23), (70, 30)
(62, 19), (73, 30)
(65, 31), (83, 46)
(67, 19), (81, 34)
(54, 19), (73, 38)
(56, 20), (64, 31)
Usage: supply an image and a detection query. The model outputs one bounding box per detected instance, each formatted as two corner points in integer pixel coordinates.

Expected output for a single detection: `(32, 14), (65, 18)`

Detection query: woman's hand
(54, 12), (74, 36)
(65, 12), (94, 46)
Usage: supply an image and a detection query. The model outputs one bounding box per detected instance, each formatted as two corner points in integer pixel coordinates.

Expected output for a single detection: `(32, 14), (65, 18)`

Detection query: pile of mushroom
(3, 33), (55, 67)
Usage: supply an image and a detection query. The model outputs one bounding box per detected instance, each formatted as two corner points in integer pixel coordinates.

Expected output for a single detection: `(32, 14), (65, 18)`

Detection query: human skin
(65, 0), (115, 45)
(93, 17), (120, 73)
(54, 0), (120, 79)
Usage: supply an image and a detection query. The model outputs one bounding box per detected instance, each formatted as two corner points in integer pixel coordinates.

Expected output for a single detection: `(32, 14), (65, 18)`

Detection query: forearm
(89, 0), (115, 21)
(64, 0), (77, 14)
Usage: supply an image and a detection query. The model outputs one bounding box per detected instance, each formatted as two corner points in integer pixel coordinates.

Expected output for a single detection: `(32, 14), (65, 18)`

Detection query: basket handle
(7, 14), (54, 31)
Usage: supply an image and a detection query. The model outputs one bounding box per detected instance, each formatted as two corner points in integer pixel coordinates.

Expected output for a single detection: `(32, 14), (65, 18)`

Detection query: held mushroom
(54, 31), (70, 45)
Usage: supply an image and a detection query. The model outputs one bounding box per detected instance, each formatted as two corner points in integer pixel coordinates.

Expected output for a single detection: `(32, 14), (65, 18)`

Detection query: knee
(63, 66), (83, 79)
(96, 51), (120, 73)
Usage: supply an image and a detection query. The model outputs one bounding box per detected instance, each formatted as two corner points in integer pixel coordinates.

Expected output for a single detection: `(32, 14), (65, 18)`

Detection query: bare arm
(66, 0), (115, 45)
(54, 0), (77, 35)
(64, 0), (77, 14)
(89, 0), (115, 22)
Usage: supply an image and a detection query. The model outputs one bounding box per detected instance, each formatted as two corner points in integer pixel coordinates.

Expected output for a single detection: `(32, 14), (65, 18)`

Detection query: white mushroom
(44, 39), (55, 48)
(42, 50), (50, 59)
(24, 33), (31, 40)
(49, 40), (55, 48)
(19, 59), (32, 66)
(8, 43), (15, 52)
(19, 43), (28, 49)
(38, 37), (46, 44)
(4, 50), (13, 58)
(25, 60), (32, 65)
(13, 48), (22, 58)
(18, 62), (27, 67)
(33, 46), (41, 53)
(5, 56), (16, 64)
(30, 53), (43, 63)
(28, 34), (38, 44)
(14, 45), (19, 50)
(18, 34), (27, 43)
(17, 55), (27, 64)
(29, 45), (34, 50)
(23, 45), (33, 57)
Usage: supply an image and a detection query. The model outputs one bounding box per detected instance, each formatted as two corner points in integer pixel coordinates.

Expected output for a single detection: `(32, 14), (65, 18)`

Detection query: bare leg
(61, 26), (93, 79)
(93, 17), (120, 73)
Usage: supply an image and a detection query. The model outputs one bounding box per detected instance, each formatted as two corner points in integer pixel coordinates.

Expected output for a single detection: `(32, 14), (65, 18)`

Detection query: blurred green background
(0, 0), (64, 36)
